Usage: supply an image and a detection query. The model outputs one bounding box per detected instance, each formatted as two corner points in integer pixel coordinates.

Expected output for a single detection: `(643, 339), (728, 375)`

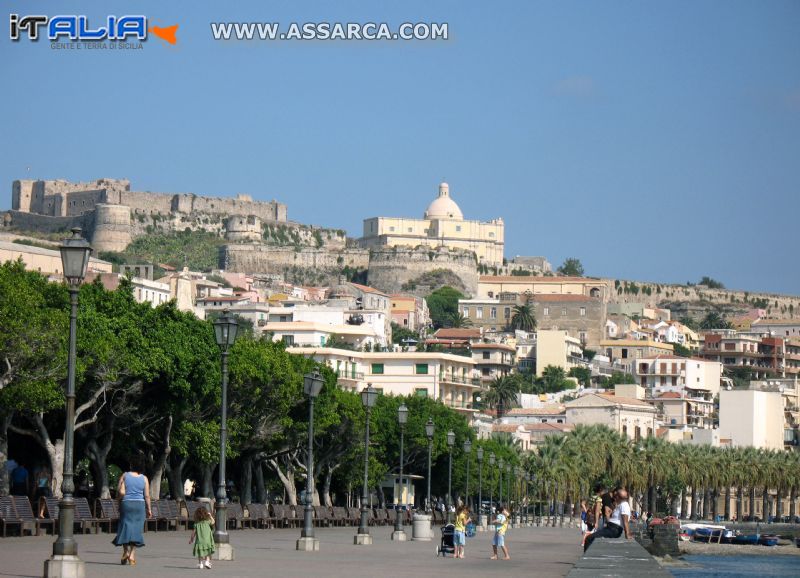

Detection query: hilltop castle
(6, 178), (287, 252)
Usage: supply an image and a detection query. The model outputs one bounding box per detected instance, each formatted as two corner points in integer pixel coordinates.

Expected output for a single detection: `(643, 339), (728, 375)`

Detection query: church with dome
(359, 181), (505, 266)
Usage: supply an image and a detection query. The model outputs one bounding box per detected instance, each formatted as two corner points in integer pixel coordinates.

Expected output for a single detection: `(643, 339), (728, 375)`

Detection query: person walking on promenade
(454, 505), (471, 559)
(490, 504), (510, 560)
(113, 456), (152, 566)
(190, 506), (215, 569)
(583, 488), (632, 552)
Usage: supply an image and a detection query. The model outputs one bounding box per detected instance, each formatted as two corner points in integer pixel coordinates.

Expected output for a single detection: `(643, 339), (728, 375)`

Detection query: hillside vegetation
(100, 230), (224, 272)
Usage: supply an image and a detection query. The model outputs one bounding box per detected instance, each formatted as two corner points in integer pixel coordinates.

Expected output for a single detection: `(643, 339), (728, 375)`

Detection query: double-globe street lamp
(446, 431), (455, 523)
(463, 440), (472, 510)
(212, 309), (239, 560)
(425, 418), (434, 513)
(44, 228), (92, 578)
(392, 404), (408, 541)
(297, 369), (324, 551)
(498, 458), (504, 505)
(355, 385), (379, 545)
(506, 463), (512, 520)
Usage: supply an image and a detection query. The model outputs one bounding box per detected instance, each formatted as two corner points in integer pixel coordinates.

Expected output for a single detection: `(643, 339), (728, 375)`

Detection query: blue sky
(1, 1), (798, 294)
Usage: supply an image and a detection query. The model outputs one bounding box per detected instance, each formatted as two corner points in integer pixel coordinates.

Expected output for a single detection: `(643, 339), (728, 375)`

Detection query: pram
(466, 521), (476, 538)
(436, 523), (455, 557)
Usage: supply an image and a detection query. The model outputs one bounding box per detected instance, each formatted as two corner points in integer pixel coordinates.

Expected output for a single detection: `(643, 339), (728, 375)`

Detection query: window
(371, 363), (384, 374)
(389, 226), (395, 232)
(415, 388), (428, 397)
(489, 232), (495, 237)
(488, 291), (494, 298)
(456, 225), (462, 232)
(415, 363), (429, 375)
(622, 348), (628, 359)
(561, 307), (567, 316)
(482, 351), (490, 359)
(504, 307), (511, 319)
(463, 306), (469, 317)
(543, 307), (550, 316)
(579, 307), (586, 317)
(408, 227), (412, 232)
(281, 335), (294, 346)
(476, 307), (483, 319)
(482, 368), (491, 376)
(490, 307), (497, 319)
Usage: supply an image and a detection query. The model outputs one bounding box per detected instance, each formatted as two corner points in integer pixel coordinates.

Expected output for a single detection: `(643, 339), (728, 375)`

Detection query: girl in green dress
(190, 506), (215, 569)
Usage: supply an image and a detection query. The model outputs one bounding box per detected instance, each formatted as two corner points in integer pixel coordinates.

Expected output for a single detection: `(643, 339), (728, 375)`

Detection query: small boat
(731, 534), (759, 545)
(795, 537), (800, 548)
(759, 534), (779, 547)
(693, 527), (733, 543)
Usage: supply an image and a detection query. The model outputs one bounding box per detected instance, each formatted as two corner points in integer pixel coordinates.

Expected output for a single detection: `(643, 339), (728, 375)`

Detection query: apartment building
(471, 343), (516, 385)
(288, 348), (481, 419)
(535, 330), (585, 377)
(599, 339), (674, 373)
(700, 330), (800, 379)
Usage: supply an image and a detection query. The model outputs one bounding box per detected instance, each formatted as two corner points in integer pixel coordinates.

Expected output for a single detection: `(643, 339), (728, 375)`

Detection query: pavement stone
(0, 525), (584, 578)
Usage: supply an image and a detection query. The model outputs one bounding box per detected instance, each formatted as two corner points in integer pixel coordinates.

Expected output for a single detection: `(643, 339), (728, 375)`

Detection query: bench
(41, 497), (97, 534)
(12, 495), (52, 536)
(270, 504), (297, 528)
(223, 502), (247, 530)
(346, 506), (361, 526)
(313, 506), (332, 527)
(331, 506), (349, 527)
(0, 496), (24, 537)
(155, 499), (188, 531)
(184, 500), (212, 528)
(245, 503), (273, 529)
(95, 499), (120, 533)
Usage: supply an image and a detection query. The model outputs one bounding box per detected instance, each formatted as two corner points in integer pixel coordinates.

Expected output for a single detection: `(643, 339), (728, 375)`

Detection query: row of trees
(527, 425), (800, 522)
(0, 261), (522, 507)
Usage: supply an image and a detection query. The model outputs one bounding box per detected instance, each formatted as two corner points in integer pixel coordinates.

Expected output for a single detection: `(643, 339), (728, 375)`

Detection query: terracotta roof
(434, 328), (482, 339)
(524, 423), (573, 432)
(532, 294), (592, 302)
(350, 282), (388, 295)
(655, 392), (682, 399)
(505, 406), (565, 416)
(656, 427), (668, 438)
(492, 424), (526, 433)
(595, 393), (655, 408)
(753, 318), (800, 326)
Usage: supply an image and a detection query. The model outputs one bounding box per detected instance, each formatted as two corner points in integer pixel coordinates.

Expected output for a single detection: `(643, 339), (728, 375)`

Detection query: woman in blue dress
(113, 456), (152, 566)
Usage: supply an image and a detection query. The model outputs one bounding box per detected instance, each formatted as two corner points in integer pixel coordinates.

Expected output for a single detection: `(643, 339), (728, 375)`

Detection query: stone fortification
(366, 246), (479, 296)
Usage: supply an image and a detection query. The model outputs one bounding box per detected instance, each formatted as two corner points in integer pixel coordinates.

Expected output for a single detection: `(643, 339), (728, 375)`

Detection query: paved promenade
(0, 526), (582, 578)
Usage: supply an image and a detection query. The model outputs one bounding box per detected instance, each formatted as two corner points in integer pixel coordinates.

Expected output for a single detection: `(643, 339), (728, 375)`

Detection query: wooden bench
(270, 504), (293, 528)
(244, 503), (272, 529)
(331, 506), (349, 527)
(0, 496), (24, 537)
(223, 502), (246, 530)
(12, 496), (52, 536)
(346, 506), (361, 526)
(184, 500), (211, 528)
(95, 499), (120, 534)
(41, 497), (97, 534)
(155, 499), (188, 531)
(312, 506), (332, 527)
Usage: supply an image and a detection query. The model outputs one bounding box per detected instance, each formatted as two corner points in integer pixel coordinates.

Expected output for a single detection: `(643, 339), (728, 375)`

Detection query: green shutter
(415, 363), (428, 375)
(371, 363), (384, 374)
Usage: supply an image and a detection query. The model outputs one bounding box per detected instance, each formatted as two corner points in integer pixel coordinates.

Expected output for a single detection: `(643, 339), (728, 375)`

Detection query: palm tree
(510, 303), (536, 332)
(484, 375), (519, 419)
(449, 312), (472, 328)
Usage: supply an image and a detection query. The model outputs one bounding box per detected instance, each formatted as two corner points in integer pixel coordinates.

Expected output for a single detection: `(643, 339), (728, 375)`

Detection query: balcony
(440, 374), (482, 386)
(335, 370), (364, 381)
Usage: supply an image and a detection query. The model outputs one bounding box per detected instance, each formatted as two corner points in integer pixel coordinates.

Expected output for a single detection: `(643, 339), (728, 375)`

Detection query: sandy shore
(678, 539), (800, 557)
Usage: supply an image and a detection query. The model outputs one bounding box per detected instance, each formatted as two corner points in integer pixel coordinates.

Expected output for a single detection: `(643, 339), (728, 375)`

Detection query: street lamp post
(297, 370), (324, 551)
(355, 385), (378, 545)
(45, 228), (91, 578)
(463, 440), (472, 510)
(498, 459), (504, 505)
(446, 431), (455, 523)
(425, 418), (434, 513)
(392, 404), (409, 541)
(489, 453), (495, 516)
(476, 447), (485, 530)
(506, 464), (512, 522)
(212, 309), (239, 561)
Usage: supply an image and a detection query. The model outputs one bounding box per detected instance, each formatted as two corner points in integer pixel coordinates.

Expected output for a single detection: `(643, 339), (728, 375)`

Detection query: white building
(719, 386), (784, 449)
(288, 348), (481, 419)
(565, 392), (658, 440)
(633, 355), (722, 397)
(130, 277), (171, 307)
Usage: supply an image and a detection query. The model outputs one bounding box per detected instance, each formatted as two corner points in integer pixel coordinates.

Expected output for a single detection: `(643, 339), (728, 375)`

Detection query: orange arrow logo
(150, 24), (178, 45)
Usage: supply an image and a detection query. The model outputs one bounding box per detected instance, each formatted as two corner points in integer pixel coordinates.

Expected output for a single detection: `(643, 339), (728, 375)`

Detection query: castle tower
(224, 215), (262, 242)
(91, 204), (132, 252)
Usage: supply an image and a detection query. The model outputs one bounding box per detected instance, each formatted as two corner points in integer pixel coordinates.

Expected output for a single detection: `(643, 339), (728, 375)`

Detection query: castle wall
(64, 189), (106, 216)
(116, 190), (174, 214)
(221, 245), (369, 273)
(2, 210), (90, 235)
(367, 247), (479, 296)
(91, 204), (132, 253)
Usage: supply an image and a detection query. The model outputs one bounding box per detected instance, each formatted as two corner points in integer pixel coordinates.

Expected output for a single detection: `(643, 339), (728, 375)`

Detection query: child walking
(453, 505), (471, 559)
(490, 504), (510, 560)
(190, 506), (215, 569)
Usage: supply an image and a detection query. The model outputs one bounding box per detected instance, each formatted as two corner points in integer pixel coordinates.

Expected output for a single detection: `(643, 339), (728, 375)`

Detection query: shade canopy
(397, 403), (408, 425)
(361, 385), (379, 408)
(303, 369), (324, 398)
(476, 447), (484, 462)
(446, 431), (455, 447)
(425, 418), (434, 439)
(213, 308), (239, 349)
(463, 439), (472, 454)
(59, 228), (92, 285)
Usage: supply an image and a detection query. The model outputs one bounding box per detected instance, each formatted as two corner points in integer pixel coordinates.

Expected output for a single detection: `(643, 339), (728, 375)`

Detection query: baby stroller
(436, 524), (456, 557)
(466, 521), (476, 538)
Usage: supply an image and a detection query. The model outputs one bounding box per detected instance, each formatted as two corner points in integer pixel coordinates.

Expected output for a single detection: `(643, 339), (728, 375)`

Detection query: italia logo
(9, 14), (178, 44)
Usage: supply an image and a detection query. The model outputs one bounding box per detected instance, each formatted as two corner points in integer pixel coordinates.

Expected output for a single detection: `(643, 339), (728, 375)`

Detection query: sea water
(670, 554), (798, 577)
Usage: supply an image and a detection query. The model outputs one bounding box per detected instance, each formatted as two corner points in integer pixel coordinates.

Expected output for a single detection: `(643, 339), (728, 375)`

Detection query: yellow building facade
(360, 181), (505, 266)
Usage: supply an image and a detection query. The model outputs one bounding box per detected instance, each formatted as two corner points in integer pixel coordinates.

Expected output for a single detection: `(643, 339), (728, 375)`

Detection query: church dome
(424, 181), (463, 220)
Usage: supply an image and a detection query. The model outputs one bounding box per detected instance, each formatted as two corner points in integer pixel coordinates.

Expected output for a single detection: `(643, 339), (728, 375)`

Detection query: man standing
(10, 463), (29, 497)
(583, 488), (632, 552)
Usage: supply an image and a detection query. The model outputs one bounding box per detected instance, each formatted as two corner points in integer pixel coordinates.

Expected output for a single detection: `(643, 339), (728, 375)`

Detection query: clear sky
(1, 1), (798, 294)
